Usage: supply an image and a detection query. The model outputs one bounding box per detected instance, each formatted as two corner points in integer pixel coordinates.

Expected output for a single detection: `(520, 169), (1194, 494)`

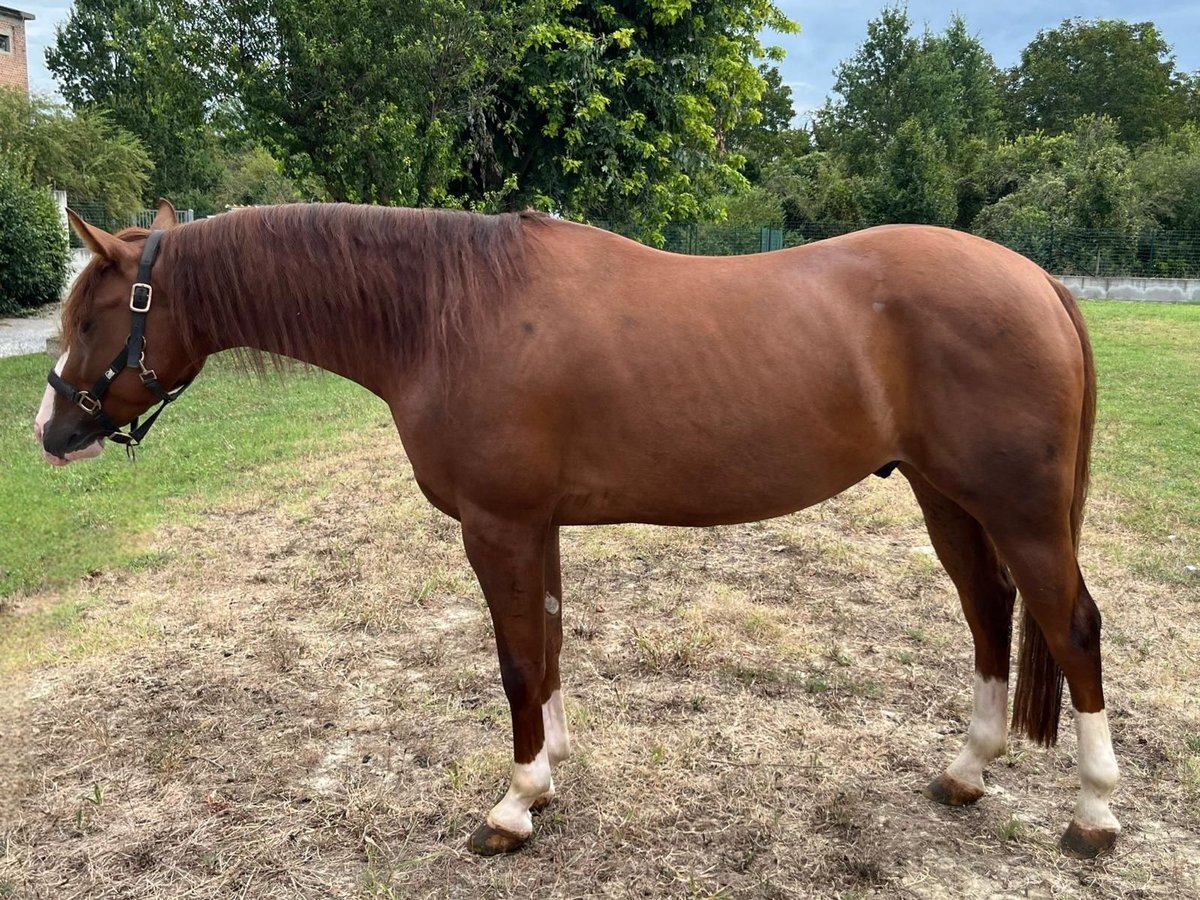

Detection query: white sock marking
(486, 746), (551, 838)
(542, 689), (570, 766)
(945, 674), (1008, 789)
(1073, 709), (1120, 831)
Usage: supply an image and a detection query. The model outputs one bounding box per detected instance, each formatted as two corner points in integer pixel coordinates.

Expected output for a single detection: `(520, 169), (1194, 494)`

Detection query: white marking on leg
(1073, 709), (1120, 832)
(544, 592), (559, 615)
(542, 689), (570, 766)
(945, 674), (1008, 790)
(486, 746), (551, 838)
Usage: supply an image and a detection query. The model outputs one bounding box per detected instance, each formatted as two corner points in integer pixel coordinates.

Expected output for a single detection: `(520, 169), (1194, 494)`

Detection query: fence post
(52, 189), (68, 237)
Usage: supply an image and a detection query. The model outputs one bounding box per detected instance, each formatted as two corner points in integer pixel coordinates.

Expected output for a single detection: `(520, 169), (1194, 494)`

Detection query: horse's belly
(553, 435), (883, 527)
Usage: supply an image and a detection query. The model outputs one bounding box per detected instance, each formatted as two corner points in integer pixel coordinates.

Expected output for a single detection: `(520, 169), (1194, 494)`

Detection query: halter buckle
(76, 391), (101, 415)
(107, 430), (136, 446)
(130, 283), (153, 312)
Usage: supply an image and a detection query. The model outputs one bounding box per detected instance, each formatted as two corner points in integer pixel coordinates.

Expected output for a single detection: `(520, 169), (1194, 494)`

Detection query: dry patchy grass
(1, 443), (1198, 899)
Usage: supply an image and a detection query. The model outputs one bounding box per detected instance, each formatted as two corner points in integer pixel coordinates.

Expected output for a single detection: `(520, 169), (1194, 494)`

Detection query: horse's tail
(1011, 277), (1095, 747)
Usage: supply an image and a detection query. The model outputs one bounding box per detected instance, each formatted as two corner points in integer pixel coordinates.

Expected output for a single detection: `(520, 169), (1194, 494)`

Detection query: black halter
(47, 229), (190, 449)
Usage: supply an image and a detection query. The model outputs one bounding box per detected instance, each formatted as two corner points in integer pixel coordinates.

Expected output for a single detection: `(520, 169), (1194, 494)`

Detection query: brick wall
(0, 12), (30, 92)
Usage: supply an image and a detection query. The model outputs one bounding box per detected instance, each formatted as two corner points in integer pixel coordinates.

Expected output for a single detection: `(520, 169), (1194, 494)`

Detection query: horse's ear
(66, 209), (135, 262)
(150, 198), (178, 231)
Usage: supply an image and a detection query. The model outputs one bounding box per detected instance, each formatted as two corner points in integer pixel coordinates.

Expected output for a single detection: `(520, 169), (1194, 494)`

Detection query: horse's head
(36, 199), (204, 464)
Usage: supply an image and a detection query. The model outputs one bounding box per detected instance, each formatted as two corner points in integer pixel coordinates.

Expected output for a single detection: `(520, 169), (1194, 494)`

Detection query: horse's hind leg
(983, 517), (1120, 857)
(905, 470), (1016, 805)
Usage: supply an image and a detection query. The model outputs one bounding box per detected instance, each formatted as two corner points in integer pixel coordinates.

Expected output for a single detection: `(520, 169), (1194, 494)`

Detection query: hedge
(0, 166), (69, 315)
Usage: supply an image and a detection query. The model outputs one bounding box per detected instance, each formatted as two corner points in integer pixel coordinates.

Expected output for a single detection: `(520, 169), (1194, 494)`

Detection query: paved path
(0, 305), (59, 359)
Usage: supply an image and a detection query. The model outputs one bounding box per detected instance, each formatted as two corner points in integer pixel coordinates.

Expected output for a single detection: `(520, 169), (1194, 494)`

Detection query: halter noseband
(47, 229), (190, 450)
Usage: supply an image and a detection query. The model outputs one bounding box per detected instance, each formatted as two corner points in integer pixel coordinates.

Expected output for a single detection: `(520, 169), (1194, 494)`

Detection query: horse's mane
(65, 204), (547, 376)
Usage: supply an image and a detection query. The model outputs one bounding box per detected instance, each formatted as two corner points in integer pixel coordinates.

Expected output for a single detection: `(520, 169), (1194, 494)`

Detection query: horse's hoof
(924, 773), (985, 807)
(467, 821), (530, 856)
(1060, 820), (1119, 858)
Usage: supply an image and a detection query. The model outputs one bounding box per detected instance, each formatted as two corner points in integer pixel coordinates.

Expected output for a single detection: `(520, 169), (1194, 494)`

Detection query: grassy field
(1, 301), (1197, 898)
(0, 354), (384, 598)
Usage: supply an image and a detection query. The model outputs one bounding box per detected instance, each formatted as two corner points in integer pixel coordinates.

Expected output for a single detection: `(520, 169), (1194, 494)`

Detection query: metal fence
(68, 201), (195, 248)
(657, 221), (1200, 279)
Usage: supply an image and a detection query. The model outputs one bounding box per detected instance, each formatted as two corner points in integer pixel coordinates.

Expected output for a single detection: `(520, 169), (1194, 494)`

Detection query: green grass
(0, 353), (387, 598)
(1082, 301), (1200, 537)
(0, 300), (1195, 600)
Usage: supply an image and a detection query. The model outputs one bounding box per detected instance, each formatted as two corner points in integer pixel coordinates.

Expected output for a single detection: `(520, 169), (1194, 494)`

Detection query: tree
(47, 0), (222, 210)
(215, 144), (307, 209)
(816, 10), (1001, 167)
(225, 0), (518, 207)
(728, 64), (801, 183)
(814, 5), (918, 169)
(756, 150), (870, 228)
(868, 117), (957, 225)
(973, 116), (1145, 236)
(813, 8), (1002, 225)
(222, 0), (796, 238)
(0, 88), (152, 218)
(461, 0), (798, 237)
(1131, 125), (1200, 232)
(1005, 19), (1187, 145)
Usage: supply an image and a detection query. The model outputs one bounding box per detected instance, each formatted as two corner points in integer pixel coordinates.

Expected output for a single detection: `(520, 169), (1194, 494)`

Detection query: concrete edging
(1058, 275), (1200, 303)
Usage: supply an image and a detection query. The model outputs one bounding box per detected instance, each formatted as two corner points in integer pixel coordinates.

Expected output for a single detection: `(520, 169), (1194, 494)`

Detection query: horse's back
(404, 222), (1085, 527)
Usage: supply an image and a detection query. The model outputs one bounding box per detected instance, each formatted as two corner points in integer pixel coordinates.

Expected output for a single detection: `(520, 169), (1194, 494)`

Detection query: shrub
(0, 165), (69, 315)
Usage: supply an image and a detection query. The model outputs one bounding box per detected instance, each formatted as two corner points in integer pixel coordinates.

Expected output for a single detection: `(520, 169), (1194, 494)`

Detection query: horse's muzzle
(39, 416), (105, 463)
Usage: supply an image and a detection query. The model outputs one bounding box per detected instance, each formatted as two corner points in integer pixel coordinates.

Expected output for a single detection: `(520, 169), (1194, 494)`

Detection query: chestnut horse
(37, 200), (1120, 858)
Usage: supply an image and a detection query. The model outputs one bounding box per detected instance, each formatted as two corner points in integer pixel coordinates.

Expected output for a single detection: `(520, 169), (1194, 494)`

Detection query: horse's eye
(81, 320), (93, 335)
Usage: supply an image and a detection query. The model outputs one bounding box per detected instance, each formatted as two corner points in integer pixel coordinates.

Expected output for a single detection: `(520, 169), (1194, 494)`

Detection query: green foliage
(1131, 125), (1200, 232)
(816, 9), (1002, 172)
(869, 118), (957, 225)
(728, 65), (800, 183)
(1005, 19), (1187, 145)
(721, 187), (784, 227)
(973, 117), (1143, 236)
(218, 0), (796, 239)
(0, 89), (153, 219)
(47, 0), (222, 211)
(467, 0), (798, 239)
(215, 145), (306, 210)
(762, 152), (870, 228)
(0, 166), (69, 315)
(810, 8), (1002, 226)
(227, 0), (515, 207)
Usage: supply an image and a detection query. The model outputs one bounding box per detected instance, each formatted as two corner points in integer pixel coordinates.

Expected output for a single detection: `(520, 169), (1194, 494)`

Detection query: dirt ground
(2, 440), (1198, 899)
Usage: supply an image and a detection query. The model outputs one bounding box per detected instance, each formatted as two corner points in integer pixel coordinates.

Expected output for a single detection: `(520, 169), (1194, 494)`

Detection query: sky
(14, 1), (1200, 121)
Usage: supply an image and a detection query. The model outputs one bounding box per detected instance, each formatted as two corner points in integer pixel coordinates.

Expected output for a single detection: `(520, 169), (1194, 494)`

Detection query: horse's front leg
(461, 511), (552, 856)
(538, 526), (571, 782)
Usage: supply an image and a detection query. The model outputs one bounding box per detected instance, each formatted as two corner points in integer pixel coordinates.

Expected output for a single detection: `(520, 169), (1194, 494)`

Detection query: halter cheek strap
(47, 228), (191, 449)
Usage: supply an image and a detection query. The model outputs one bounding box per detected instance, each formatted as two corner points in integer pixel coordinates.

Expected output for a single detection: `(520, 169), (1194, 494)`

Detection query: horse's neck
(192, 290), (399, 399)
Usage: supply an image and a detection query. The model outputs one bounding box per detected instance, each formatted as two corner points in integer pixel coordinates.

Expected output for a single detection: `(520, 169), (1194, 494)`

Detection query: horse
(36, 199), (1120, 859)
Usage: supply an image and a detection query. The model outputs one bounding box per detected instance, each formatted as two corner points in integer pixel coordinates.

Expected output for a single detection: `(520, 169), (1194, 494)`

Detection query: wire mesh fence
(657, 221), (1200, 279)
(68, 202), (195, 248)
